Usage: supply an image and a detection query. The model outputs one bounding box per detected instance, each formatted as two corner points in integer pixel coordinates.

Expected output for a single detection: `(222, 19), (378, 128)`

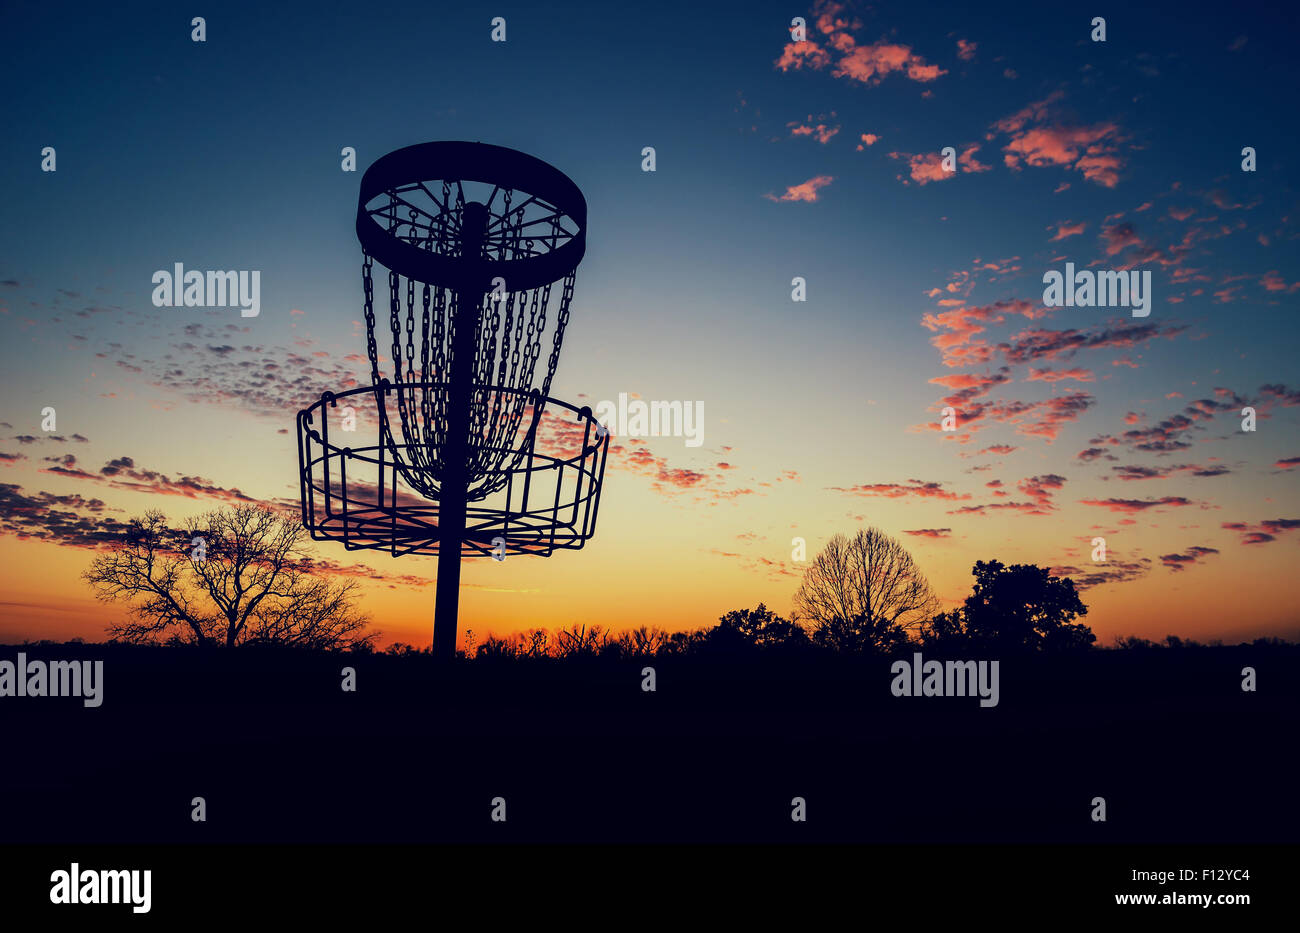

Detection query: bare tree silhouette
(552, 623), (608, 658)
(616, 625), (671, 657)
(521, 628), (552, 658)
(84, 505), (373, 649)
(793, 528), (940, 652)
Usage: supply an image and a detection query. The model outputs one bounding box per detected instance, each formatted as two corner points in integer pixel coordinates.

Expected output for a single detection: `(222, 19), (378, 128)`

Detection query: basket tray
(297, 382), (608, 558)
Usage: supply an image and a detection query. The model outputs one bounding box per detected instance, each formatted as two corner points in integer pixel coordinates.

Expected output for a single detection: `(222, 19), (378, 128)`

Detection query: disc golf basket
(296, 142), (609, 659)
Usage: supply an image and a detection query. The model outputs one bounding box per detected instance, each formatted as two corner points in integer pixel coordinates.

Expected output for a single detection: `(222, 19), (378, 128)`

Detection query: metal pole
(433, 202), (488, 659)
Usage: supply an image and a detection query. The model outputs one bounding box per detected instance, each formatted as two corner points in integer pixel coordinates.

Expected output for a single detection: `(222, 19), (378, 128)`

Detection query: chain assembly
(357, 181), (582, 501)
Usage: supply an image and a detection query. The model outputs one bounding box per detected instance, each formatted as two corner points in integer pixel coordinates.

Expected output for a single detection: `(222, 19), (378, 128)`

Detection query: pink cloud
(990, 90), (1065, 135)
(889, 145), (989, 185)
(959, 144), (991, 173)
(992, 92), (1126, 187)
(774, 2), (945, 89)
(1080, 496), (1195, 514)
(1051, 221), (1087, 241)
(904, 527), (953, 538)
(1076, 447), (1118, 463)
(916, 393), (1094, 444)
(1017, 473), (1067, 512)
(1261, 271), (1300, 293)
(1208, 189), (1250, 211)
(765, 175), (834, 203)
(1159, 546), (1219, 571)
(890, 151), (949, 185)
(1221, 518), (1300, 546)
(835, 41), (946, 84)
(920, 298), (1047, 367)
(831, 479), (971, 501)
(1101, 222), (1145, 256)
(1026, 367), (1095, 383)
(775, 41), (831, 72)
(928, 369), (1013, 407)
(999, 320), (1187, 367)
(789, 121), (841, 144)
(1003, 124), (1121, 177)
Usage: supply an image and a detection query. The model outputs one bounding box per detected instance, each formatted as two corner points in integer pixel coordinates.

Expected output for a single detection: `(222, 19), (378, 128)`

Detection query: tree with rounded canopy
(923, 560), (1094, 653)
(792, 528), (940, 653)
(715, 604), (809, 650)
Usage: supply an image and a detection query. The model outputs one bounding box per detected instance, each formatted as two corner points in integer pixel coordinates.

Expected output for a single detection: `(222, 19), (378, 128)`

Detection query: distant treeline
(381, 614), (1296, 661)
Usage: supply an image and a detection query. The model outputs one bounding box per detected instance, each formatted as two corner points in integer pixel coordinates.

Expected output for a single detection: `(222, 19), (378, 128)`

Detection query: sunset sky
(2, 0), (1297, 648)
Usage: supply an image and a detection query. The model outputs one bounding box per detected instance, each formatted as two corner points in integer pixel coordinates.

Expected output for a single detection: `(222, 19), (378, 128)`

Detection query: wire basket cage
(298, 381), (608, 558)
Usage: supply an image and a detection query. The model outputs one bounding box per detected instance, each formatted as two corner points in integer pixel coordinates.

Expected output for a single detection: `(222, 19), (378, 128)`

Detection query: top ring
(355, 141), (587, 291)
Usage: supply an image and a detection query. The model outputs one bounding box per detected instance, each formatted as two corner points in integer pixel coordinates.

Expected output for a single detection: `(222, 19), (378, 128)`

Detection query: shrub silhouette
(616, 626), (671, 658)
(716, 604), (809, 650)
(551, 623), (608, 659)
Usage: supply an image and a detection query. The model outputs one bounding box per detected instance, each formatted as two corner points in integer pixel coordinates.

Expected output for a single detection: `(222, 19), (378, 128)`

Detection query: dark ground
(2, 642), (1296, 844)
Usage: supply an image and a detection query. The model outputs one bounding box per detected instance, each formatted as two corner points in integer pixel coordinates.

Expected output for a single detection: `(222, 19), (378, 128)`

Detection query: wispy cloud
(1160, 546), (1219, 571)
(1079, 496), (1195, 514)
(903, 527), (952, 538)
(831, 479), (972, 501)
(1221, 518), (1300, 546)
(764, 175), (835, 202)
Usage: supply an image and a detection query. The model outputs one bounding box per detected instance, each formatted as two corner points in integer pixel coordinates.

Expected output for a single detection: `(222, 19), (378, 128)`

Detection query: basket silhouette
(294, 141), (606, 657)
(298, 381), (607, 558)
